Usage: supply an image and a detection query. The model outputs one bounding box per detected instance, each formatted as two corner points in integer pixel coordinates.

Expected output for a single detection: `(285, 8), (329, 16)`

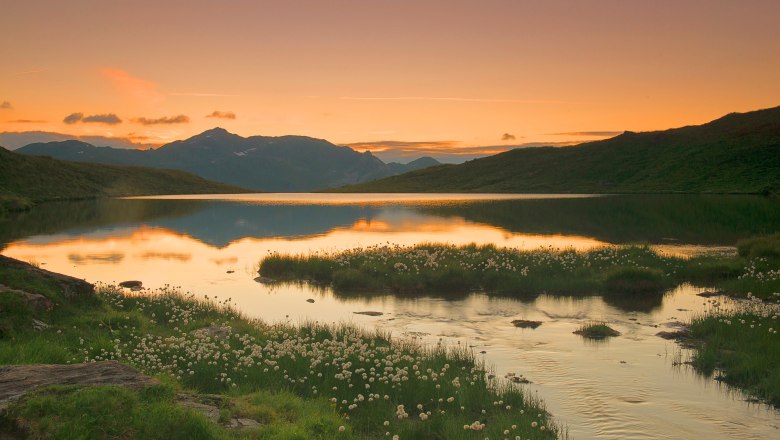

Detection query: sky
(2, 0), (779, 162)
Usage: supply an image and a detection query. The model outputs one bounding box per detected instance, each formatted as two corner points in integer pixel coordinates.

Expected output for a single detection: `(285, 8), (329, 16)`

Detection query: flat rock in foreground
(0, 361), (157, 411)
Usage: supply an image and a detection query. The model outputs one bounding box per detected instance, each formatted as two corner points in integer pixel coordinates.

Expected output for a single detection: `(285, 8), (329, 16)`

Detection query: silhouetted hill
(336, 106), (780, 194)
(18, 129), (441, 191)
(0, 147), (248, 211)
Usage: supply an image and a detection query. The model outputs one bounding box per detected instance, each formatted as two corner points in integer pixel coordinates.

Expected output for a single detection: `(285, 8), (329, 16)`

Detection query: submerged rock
(511, 319), (542, 329)
(656, 329), (692, 340)
(254, 276), (276, 284)
(353, 311), (383, 316)
(696, 291), (724, 298)
(306, 298), (315, 303)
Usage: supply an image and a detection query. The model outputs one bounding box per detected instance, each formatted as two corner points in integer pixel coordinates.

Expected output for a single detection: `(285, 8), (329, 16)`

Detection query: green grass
(688, 296), (780, 407)
(260, 239), (780, 300)
(334, 106), (780, 194)
(0, 262), (560, 439)
(737, 232), (780, 259)
(7, 384), (222, 440)
(0, 147), (248, 212)
(260, 243), (686, 297)
(573, 322), (621, 339)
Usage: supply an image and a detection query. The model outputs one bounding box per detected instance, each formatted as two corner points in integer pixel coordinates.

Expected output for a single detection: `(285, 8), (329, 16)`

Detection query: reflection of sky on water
(2, 194), (779, 439)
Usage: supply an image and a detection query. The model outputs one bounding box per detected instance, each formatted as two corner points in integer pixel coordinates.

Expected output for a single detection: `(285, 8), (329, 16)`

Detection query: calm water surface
(2, 194), (779, 439)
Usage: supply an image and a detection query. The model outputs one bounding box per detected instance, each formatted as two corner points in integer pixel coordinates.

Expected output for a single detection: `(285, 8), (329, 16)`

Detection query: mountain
(0, 146), (248, 211)
(336, 106), (780, 194)
(17, 129), (441, 191)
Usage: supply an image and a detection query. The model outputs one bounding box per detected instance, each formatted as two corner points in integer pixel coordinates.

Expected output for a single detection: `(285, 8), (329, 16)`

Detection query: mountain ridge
(334, 106), (780, 194)
(0, 146), (249, 212)
(18, 130), (441, 192)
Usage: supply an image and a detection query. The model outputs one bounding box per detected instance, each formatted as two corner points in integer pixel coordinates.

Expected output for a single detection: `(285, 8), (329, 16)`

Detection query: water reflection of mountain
(0, 199), (204, 247)
(421, 195), (780, 245)
(3, 195), (778, 250)
(0, 198), (391, 248)
(148, 203), (385, 247)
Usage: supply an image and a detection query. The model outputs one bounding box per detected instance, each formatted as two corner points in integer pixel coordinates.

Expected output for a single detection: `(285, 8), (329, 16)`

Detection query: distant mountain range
(17, 128), (440, 191)
(337, 106), (780, 194)
(0, 147), (248, 211)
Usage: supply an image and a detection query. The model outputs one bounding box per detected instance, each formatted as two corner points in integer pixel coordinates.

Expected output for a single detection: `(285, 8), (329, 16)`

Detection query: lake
(2, 193), (779, 439)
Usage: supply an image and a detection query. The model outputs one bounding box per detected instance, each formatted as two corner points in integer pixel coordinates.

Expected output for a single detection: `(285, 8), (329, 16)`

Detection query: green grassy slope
(0, 147), (249, 211)
(336, 106), (780, 194)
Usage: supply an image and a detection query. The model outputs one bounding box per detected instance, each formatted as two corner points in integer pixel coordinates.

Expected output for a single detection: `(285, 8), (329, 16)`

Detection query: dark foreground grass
(0, 263), (560, 439)
(259, 239), (780, 299)
(688, 296), (780, 407)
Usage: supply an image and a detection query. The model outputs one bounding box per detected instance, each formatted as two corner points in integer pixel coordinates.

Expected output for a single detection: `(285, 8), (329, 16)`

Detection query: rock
(696, 291), (724, 298)
(0, 285), (53, 311)
(0, 255), (93, 299)
(306, 299), (315, 303)
(31, 319), (49, 331)
(505, 373), (531, 384)
(176, 394), (222, 423)
(656, 329), (692, 340)
(0, 361), (157, 411)
(190, 325), (232, 340)
(353, 311), (383, 316)
(119, 280), (143, 289)
(226, 418), (261, 429)
(177, 393), (260, 429)
(254, 276), (276, 284)
(226, 270), (235, 274)
(511, 319), (542, 329)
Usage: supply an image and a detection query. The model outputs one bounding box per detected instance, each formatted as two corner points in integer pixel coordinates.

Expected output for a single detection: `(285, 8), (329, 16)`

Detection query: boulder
(0, 285), (53, 311)
(0, 255), (93, 299)
(0, 361), (157, 412)
(119, 280), (143, 289)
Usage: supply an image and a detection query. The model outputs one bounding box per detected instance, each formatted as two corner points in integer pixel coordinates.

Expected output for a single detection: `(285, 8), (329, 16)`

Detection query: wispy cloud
(170, 92), (238, 97)
(133, 115), (190, 125)
(7, 119), (46, 123)
(344, 140), (461, 154)
(63, 112), (122, 125)
(206, 110), (236, 119)
(501, 133), (516, 141)
(0, 101), (12, 110)
(344, 139), (583, 163)
(547, 131), (622, 137)
(100, 68), (164, 104)
(340, 96), (577, 104)
(14, 68), (46, 76)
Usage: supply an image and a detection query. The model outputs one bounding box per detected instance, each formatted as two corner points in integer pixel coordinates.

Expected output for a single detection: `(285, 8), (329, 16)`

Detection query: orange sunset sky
(2, 0), (779, 162)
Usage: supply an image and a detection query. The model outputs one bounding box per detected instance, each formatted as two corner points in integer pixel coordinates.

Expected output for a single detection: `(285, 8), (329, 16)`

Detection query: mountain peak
(193, 127), (241, 139)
